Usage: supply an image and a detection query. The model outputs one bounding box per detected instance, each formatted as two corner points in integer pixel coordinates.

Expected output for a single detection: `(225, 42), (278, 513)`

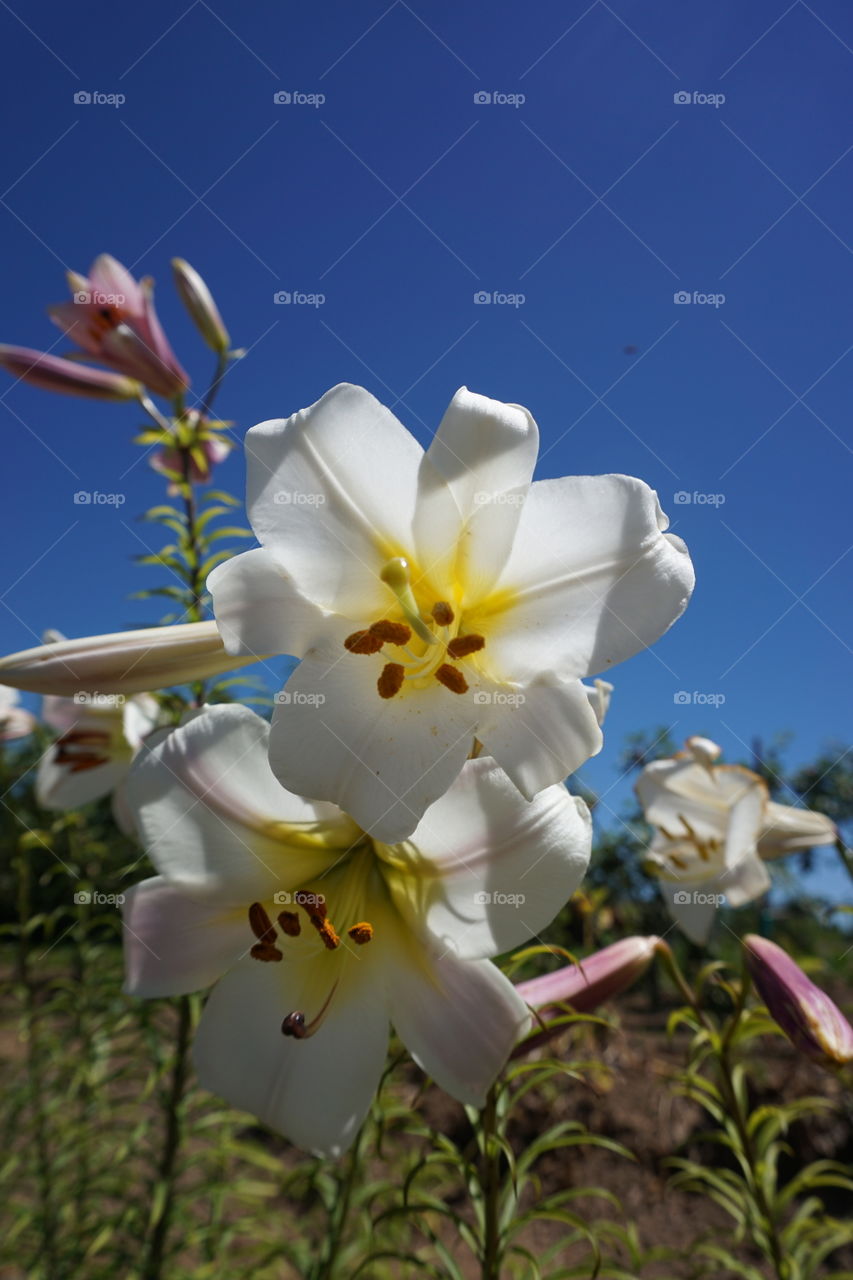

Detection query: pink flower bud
(0, 345), (143, 400)
(171, 258), (230, 354)
(744, 934), (853, 1067)
(513, 937), (661, 1053)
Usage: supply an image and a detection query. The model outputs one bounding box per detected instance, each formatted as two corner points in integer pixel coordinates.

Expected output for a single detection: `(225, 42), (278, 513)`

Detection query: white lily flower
(122, 704), (592, 1156)
(636, 737), (838, 943)
(0, 685), (37, 741)
(209, 384), (693, 841)
(37, 688), (163, 831)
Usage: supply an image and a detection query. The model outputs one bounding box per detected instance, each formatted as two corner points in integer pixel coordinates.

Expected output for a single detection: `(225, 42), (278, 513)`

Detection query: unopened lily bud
(0, 622), (257, 697)
(0, 345), (143, 401)
(171, 258), (230, 354)
(685, 735), (722, 767)
(513, 937), (661, 1055)
(744, 934), (853, 1067)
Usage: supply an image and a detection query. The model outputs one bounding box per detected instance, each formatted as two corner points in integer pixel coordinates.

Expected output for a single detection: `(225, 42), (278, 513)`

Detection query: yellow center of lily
(344, 557), (486, 700)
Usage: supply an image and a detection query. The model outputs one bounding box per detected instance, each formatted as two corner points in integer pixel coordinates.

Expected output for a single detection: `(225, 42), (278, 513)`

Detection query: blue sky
(0, 0), (850, 895)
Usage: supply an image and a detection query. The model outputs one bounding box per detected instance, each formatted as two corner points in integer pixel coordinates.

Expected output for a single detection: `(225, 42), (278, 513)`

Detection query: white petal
(36, 747), (129, 810)
(478, 475), (694, 681)
(127, 704), (357, 903)
(385, 940), (530, 1106)
(412, 388), (539, 599)
(269, 641), (479, 842)
(388, 758), (591, 959)
(723, 782), (767, 875)
(245, 385), (424, 618)
(122, 693), (161, 748)
(758, 801), (838, 858)
(475, 674), (603, 799)
(122, 877), (248, 997)
(637, 761), (764, 843)
(719, 852), (771, 908)
(208, 547), (331, 659)
(193, 955), (388, 1156)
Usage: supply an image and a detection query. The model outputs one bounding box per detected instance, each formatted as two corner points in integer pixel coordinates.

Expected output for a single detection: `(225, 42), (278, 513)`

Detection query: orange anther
(377, 662), (405, 699)
(435, 664), (469, 695)
(278, 910), (301, 937)
(431, 602), (454, 626)
(344, 630), (384, 655)
(347, 922), (374, 945)
(446, 634), (485, 659)
(248, 902), (276, 944)
(369, 620), (412, 645)
(250, 942), (283, 963)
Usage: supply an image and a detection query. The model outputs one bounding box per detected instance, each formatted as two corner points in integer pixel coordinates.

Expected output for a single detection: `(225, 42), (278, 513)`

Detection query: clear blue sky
(0, 0), (850, 895)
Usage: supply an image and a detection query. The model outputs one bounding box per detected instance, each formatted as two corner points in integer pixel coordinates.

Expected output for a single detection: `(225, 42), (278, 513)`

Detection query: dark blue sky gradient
(0, 0), (850, 898)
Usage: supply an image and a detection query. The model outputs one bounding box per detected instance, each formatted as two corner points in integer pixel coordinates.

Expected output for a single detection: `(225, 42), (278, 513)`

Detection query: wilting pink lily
(48, 254), (189, 399)
(0, 345), (143, 401)
(745, 934), (853, 1067)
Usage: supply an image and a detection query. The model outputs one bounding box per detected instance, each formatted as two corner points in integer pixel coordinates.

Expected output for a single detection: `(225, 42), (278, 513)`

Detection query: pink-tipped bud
(744, 934), (853, 1067)
(513, 937), (661, 1054)
(0, 345), (143, 401)
(171, 258), (230, 354)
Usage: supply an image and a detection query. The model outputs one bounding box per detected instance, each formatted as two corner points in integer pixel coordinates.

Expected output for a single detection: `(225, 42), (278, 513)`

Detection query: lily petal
(477, 475), (694, 681)
(268, 641), (479, 842)
(193, 956), (388, 1156)
(208, 547), (331, 659)
(387, 757), (591, 960)
(122, 877), (249, 997)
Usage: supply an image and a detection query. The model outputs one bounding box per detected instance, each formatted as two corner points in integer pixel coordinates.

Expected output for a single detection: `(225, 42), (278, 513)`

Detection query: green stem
(480, 1084), (502, 1280)
(16, 852), (59, 1276)
(316, 1119), (366, 1280)
(833, 837), (853, 887)
(142, 996), (193, 1280)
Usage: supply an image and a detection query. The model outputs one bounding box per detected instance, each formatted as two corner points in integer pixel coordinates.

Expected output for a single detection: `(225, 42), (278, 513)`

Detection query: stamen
(669, 855), (688, 871)
(347, 922), (374, 944)
(377, 662), (405, 699)
(369, 620), (412, 646)
(316, 919), (341, 950)
(379, 557), (437, 646)
(250, 942), (283, 962)
(344, 629), (384, 655)
(435, 664), (469, 695)
(446, 634), (486, 659)
(248, 902), (277, 944)
(431, 601), (454, 626)
(278, 910), (301, 937)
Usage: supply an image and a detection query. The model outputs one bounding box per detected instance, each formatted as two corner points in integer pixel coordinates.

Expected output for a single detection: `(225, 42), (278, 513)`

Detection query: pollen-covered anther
(377, 662), (405, 699)
(316, 919), (341, 951)
(431, 601), (455, 626)
(435, 664), (469, 695)
(250, 942), (283, 962)
(347, 922), (374, 945)
(344, 629), (384, 655)
(248, 901), (277, 944)
(368, 620), (412, 645)
(278, 910), (301, 937)
(446, 633), (486, 659)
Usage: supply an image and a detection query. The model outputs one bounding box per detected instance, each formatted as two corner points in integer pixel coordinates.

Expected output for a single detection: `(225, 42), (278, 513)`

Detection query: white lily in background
(122, 704), (592, 1156)
(209, 384), (693, 841)
(37, 682), (163, 832)
(0, 621), (255, 697)
(0, 685), (37, 741)
(636, 736), (838, 943)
